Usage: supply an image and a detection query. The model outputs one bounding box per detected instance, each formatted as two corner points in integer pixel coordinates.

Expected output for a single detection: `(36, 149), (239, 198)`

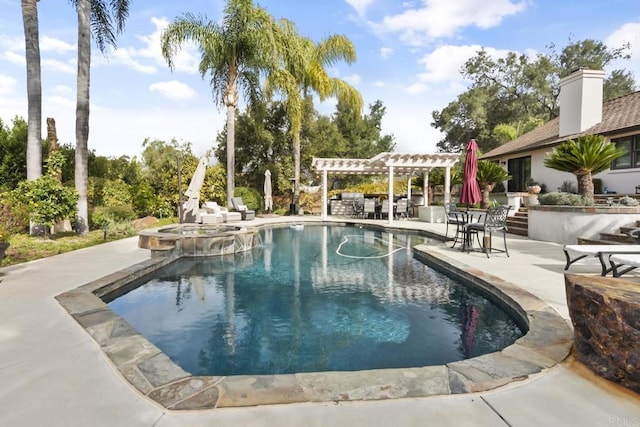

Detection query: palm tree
(71, 0), (130, 234)
(21, 0), (42, 181)
(476, 160), (511, 209)
(161, 0), (279, 208)
(544, 135), (625, 200)
(269, 22), (362, 205)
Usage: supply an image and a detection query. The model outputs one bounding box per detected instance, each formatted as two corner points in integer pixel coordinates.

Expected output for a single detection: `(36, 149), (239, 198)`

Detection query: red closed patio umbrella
(460, 139), (482, 208)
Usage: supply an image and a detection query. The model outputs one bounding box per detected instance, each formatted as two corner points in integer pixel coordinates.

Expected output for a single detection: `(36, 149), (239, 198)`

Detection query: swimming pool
(107, 225), (523, 376)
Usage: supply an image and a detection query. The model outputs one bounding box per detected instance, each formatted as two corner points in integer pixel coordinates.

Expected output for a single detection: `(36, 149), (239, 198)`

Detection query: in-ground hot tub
(138, 224), (260, 258)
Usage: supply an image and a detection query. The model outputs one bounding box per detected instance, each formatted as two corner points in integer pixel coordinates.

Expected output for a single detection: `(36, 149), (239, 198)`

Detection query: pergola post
(388, 165), (394, 225)
(444, 166), (451, 204)
(423, 171), (429, 206)
(321, 170), (328, 220)
(407, 171), (412, 204)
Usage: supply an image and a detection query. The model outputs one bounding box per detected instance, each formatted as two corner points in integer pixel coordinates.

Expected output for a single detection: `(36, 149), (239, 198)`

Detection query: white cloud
(1, 50), (24, 65)
(47, 95), (75, 108)
(109, 48), (157, 74)
(407, 44), (512, 94)
(404, 82), (428, 95)
(373, 80), (386, 87)
(344, 73), (362, 85)
(606, 22), (640, 78)
(380, 47), (393, 59)
(52, 85), (73, 95)
(85, 105), (224, 157)
(0, 35), (24, 51)
(149, 80), (197, 100)
(40, 36), (75, 54)
(0, 74), (16, 95)
(375, 0), (528, 46)
(107, 16), (200, 75)
(345, 0), (376, 16)
(42, 58), (75, 74)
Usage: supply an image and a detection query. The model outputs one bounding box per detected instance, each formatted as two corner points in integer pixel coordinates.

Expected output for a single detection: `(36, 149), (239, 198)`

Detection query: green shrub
(235, 186), (262, 211)
(131, 181), (157, 217)
(558, 180), (577, 193)
(538, 192), (594, 206)
(102, 179), (132, 207)
(10, 176), (79, 232)
(0, 193), (29, 233)
(619, 196), (640, 206)
(90, 205), (137, 229)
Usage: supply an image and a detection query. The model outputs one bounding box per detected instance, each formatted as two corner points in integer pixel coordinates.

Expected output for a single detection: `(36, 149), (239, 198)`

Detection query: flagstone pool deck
(1, 216), (639, 426)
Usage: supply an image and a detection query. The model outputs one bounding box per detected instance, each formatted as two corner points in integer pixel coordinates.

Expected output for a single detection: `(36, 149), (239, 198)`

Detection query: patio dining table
(451, 210), (485, 251)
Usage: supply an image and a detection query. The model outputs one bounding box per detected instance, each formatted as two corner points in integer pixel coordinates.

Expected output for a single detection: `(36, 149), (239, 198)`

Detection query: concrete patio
(1, 216), (639, 426)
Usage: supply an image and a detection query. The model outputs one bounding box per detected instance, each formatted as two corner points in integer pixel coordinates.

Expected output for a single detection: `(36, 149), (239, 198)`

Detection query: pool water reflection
(108, 225), (523, 376)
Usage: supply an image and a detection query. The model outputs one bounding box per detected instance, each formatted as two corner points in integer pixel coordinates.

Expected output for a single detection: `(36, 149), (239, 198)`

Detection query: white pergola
(312, 152), (460, 225)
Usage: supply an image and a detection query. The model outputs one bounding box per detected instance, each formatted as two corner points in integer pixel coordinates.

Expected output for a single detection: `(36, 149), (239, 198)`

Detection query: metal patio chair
(463, 205), (511, 258)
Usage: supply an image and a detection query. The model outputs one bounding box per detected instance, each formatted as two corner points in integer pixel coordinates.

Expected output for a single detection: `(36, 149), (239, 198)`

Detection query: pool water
(108, 225), (523, 376)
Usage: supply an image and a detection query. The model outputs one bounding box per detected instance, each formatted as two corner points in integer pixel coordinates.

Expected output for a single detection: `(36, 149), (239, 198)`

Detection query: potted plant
(0, 224), (10, 264)
(526, 182), (541, 206)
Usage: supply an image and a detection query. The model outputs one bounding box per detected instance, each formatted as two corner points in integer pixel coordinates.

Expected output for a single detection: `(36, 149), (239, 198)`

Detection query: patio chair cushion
(203, 201), (224, 214)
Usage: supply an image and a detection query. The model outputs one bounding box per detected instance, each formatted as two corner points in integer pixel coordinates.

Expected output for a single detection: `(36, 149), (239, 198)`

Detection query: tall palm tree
(21, 0), (42, 181)
(70, 0), (130, 234)
(161, 0), (279, 207)
(269, 22), (362, 205)
(544, 134), (625, 200)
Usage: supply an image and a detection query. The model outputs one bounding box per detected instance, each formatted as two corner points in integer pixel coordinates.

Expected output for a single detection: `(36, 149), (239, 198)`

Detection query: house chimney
(558, 68), (605, 137)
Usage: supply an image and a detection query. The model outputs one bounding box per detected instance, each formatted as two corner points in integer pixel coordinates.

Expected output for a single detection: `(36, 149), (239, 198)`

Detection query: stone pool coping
(55, 224), (573, 410)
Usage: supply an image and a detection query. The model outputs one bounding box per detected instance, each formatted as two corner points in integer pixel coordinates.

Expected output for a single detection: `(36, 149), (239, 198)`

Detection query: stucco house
(482, 68), (640, 195)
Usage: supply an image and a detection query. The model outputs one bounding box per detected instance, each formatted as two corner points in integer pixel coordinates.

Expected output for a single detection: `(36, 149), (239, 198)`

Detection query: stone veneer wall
(528, 205), (640, 245)
(565, 274), (640, 393)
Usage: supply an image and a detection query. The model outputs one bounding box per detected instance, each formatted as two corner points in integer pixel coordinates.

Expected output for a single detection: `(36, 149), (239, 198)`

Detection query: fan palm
(71, 0), (130, 233)
(544, 135), (625, 200)
(476, 160), (511, 209)
(21, 0), (42, 181)
(161, 0), (279, 207)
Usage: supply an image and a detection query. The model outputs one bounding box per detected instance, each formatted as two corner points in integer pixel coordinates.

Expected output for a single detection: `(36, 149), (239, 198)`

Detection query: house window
(612, 135), (640, 169)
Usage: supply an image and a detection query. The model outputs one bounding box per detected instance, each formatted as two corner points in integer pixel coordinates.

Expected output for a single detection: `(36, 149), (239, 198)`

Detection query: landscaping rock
(133, 216), (159, 229)
(565, 274), (640, 392)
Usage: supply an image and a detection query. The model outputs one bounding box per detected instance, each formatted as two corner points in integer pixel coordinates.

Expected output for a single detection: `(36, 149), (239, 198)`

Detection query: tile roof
(482, 90), (640, 159)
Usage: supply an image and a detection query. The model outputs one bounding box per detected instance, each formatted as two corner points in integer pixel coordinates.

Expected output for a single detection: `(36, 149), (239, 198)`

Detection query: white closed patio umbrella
(183, 155), (209, 220)
(264, 169), (273, 212)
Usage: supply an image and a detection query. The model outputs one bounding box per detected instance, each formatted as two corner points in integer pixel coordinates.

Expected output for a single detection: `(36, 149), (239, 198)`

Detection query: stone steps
(507, 208), (528, 237)
(576, 237), (621, 245)
(598, 232), (637, 244)
(575, 219), (640, 245)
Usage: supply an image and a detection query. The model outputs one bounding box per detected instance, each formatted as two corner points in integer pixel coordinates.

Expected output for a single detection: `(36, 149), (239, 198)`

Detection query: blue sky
(0, 0), (639, 158)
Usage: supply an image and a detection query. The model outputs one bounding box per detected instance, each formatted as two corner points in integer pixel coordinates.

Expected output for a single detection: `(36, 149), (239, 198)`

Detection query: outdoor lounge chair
(609, 253), (640, 277)
(396, 199), (408, 219)
(231, 197), (256, 220)
(380, 199), (390, 219)
(363, 198), (377, 219)
(562, 244), (640, 276)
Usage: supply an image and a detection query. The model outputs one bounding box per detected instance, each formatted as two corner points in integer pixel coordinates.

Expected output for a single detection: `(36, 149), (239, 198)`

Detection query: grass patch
(1, 217), (178, 267)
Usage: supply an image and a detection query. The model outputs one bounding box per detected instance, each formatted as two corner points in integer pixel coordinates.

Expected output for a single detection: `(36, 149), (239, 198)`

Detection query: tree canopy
(214, 96), (395, 193)
(432, 38), (636, 153)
